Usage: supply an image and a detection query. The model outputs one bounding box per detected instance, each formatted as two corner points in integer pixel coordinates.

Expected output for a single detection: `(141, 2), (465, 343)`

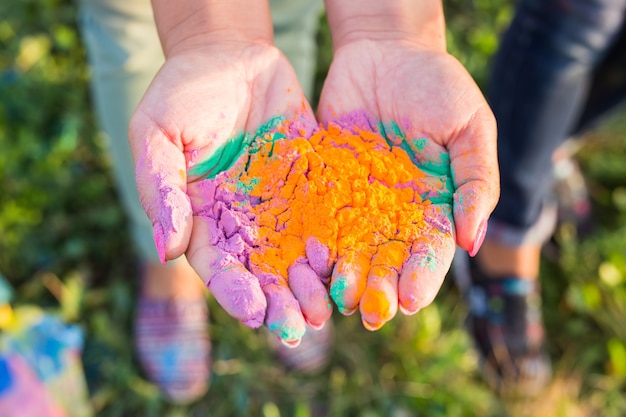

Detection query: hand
(316, 39), (499, 329)
(128, 42), (329, 344)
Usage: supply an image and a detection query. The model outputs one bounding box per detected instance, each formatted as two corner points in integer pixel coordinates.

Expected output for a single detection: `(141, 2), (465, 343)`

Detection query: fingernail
(280, 337), (301, 348)
(362, 318), (384, 331)
(399, 304), (420, 316)
(469, 219), (488, 257)
(152, 222), (167, 264)
(305, 318), (326, 331)
(338, 306), (357, 316)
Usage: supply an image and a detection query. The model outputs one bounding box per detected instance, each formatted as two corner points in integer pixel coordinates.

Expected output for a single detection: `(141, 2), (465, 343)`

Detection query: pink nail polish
(469, 219), (488, 257)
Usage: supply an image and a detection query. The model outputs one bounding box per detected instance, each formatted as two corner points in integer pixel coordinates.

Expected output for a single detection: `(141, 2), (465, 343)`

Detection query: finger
(330, 250), (371, 315)
(359, 241), (409, 331)
(398, 205), (456, 314)
(305, 237), (334, 282)
(288, 262), (333, 329)
(258, 278), (307, 347)
(129, 114), (192, 263)
(187, 216), (266, 328)
(448, 105), (499, 254)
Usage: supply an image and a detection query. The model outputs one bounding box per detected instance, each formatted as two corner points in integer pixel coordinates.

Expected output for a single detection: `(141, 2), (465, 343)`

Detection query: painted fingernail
(152, 222), (167, 264)
(469, 219), (488, 257)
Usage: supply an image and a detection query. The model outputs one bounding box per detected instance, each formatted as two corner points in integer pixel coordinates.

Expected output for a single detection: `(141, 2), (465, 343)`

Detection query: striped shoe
(134, 298), (211, 403)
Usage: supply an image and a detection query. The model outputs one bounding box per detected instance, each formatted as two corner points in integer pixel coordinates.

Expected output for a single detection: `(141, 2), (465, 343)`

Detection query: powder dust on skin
(189, 110), (455, 334)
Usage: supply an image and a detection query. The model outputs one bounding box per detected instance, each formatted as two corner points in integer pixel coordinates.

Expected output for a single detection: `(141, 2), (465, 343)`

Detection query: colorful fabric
(0, 307), (92, 417)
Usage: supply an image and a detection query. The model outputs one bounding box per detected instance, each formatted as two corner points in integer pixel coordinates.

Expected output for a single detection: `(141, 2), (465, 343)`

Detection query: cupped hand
(128, 42), (330, 344)
(317, 39), (499, 329)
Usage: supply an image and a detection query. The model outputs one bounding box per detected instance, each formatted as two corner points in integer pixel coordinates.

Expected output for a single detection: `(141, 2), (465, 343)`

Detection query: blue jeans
(487, 0), (626, 245)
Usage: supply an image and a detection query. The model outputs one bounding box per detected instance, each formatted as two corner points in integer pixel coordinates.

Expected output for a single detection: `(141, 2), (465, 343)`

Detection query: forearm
(151, 0), (274, 56)
(324, 0), (446, 50)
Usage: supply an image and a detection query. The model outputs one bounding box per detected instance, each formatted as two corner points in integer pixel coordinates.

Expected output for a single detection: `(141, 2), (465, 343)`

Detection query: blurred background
(1, 0), (626, 416)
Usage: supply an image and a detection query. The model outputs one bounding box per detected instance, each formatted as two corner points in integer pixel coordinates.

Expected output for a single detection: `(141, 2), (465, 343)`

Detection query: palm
(317, 40), (498, 328)
(320, 42), (490, 144)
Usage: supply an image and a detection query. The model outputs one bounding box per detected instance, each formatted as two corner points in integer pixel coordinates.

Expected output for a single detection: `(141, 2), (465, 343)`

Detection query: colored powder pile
(190, 114), (454, 317)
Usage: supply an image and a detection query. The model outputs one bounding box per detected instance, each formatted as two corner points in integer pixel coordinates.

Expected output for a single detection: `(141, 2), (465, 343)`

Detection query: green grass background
(1, 0), (626, 416)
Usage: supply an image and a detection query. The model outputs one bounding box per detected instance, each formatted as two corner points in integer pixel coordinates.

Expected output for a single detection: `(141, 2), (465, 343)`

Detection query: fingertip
(398, 236), (456, 314)
(305, 237), (334, 280)
(398, 280), (427, 315)
(288, 263), (333, 328)
(305, 319), (326, 331)
(359, 267), (398, 331)
(468, 218), (488, 257)
(152, 222), (167, 264)
(329, 253), (369, 315)
(329, 275), (359, 316)
(147, 186), (193, 262)
(280, 338), (302, 348)
(337, 306), (357, 316)
(398, 304), (420, 316)
(397, 264), (438, 314)
(453, 183), (496, 252)
(206, 265), (267, 328)
(362, 317), (385, 331)
(264, 283), (307, 344)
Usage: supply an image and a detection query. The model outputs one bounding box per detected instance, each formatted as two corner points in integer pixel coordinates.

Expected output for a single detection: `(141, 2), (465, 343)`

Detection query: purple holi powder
(305, 237), (333, 280)
(331, 110), (375, 133)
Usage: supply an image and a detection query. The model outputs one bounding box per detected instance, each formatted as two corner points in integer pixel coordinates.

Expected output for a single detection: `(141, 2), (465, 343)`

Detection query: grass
(1, 0), (626, 416)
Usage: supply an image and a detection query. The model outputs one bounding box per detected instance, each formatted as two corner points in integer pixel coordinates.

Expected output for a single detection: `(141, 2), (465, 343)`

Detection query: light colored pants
(77, 0), (323, 262)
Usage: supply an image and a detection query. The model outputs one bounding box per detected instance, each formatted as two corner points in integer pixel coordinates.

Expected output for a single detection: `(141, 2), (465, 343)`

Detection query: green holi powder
(419, 153), (452, 177)
(268, 321), (302, 341)
(236, 176), (259, 194)
(189, 131), (248, 179)
(376, 121), (455, 205)
(188, 115), (286, 179)
(330, 276), (350, 311)
(410, 137), (428, 153)
(418, 246), (438, 272)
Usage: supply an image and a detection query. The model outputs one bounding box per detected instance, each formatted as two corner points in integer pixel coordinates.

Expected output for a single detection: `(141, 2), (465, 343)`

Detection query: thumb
(449, 107), (500, 255)
(129, 113), (193, 263)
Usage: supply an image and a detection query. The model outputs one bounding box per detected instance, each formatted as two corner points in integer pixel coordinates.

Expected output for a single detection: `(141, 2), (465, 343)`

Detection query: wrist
(152, 0), (274, 57)
(324, 0), (446, 51)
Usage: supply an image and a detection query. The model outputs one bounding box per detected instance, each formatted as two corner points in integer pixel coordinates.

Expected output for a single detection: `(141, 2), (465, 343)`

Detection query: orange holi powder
(239, 123), (438, 278)
(192, 116), (454, 317)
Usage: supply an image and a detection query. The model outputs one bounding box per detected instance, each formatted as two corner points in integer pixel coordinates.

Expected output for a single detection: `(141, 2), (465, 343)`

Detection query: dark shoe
(134, 298), (211, 403)
(453, 251), (551, 397)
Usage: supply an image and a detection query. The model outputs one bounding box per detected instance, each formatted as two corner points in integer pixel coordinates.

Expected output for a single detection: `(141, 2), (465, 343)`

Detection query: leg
(461, 0), (626, 395)
(573, 22), (626, 134)
(489, 0), (626, 247)
(270, 0), (323, 100)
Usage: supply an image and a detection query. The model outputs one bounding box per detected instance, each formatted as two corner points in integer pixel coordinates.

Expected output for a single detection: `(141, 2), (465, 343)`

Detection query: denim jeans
(487, 0), (626, 245)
